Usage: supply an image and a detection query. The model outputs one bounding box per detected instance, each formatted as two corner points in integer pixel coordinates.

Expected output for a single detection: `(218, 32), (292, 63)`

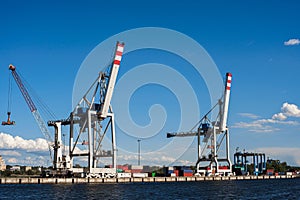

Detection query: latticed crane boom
(8, 64), (53, 162)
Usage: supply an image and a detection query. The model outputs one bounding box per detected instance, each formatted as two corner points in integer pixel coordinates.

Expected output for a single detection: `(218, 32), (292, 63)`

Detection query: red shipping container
(218, 166), (229, 170)
(131, 169), (143, 173)
(174, 170), (179, 176)
(183, 173), (193, 177)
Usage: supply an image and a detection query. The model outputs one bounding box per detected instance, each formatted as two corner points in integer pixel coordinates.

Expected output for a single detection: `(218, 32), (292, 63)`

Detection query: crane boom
(220, 72), (232, 132)
(167, 131), (198, 138)
(9, 64), (53, 160)
(99, 42), (124, 118)
(9, 65), (37, 112)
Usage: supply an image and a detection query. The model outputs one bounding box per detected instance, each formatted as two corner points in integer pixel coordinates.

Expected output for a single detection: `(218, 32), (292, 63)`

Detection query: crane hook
(1, 112), (16, 126)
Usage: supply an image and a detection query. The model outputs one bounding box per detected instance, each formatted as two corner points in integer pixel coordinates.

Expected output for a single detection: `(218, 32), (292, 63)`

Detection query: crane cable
(7, 73), (13, 113)
(18, 70), (57, 121)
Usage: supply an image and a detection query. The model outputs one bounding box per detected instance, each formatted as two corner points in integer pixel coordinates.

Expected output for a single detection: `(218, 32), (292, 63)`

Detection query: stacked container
(130, 165), (143, 173)
(180, 169), (193, 177)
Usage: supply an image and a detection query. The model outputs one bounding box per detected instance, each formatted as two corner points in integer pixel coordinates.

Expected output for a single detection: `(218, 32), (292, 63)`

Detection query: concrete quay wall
(0, 175), (297, 184)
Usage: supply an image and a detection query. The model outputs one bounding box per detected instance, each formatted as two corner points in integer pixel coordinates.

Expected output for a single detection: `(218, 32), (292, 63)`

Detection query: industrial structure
(167, 73), (233, 176)
(0, 155), (6, 171)
(6, 64), (55, 164)
(233, 151), (266, 176)
(65, 41), (125, 178)
(2, 43), (252, 178)
(3, 42), (124, 178)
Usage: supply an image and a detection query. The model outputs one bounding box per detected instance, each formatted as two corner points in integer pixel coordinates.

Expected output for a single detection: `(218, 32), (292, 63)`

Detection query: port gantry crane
(167, 73), (233, 176)
(66, 42), (125, 178)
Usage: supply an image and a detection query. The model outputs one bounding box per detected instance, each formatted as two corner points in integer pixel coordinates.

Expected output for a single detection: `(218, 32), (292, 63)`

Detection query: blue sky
(0, 0), (300, 167)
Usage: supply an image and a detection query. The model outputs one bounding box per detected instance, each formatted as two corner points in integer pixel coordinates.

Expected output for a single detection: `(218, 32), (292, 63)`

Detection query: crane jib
(10, 68), (37, 112)
(8, 64), (53, 162)
(100, 42), (124, 118)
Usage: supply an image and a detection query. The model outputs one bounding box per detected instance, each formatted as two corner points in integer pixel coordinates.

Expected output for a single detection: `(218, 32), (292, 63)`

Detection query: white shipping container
(170, 173), (176, 177)
(132, 173), (148, 178)
(131, 165), (143, 170)
(117, 173), (132, 178)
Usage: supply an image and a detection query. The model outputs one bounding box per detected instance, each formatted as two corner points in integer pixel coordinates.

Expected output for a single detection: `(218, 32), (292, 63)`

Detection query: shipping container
(182, 169), (193, 173)
(143, 166), (151, 173)
(117, 165), (129, 171)
(266, 169), (274, 176)
(131, 165), (143, 170)
(218, 166), (229, 170)
(131, 169), (143, 173)
(174, 170), (179, 176)
(117, 173), (132, 178)
(179, 169), (194, 176)
(151, 172), (156, 177)
(170, 173), (176, 177)
(132, 173), (148, 178)
(183, 172), (193, 177)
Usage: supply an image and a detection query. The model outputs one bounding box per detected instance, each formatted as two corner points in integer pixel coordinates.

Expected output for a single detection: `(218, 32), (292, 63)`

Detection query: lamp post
(137, 139), (141, 166)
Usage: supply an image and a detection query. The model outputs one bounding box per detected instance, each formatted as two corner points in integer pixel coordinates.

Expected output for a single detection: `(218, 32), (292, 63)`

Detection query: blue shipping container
(182, 170), (193, 173)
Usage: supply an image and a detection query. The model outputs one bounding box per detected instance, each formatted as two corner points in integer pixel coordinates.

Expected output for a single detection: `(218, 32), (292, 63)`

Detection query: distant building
(0, 155), (6, 171)
(10, 166), (21, 171)
(25, 166), (32, 171)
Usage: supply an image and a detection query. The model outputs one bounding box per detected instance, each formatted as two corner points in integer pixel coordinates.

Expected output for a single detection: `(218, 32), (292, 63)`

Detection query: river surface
(0, 178), (299, 199)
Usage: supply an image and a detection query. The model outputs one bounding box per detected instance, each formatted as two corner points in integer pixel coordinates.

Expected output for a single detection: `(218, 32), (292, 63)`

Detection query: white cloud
(257, 118), (298, 125)
(284, 38), (300, 46)
(238, 113), (260, 119)
(7, 158), (18, 164)
(0, 132), (48, 152)
(233, 122), (279, 133)
(7, 156), (47, 166)
(233, 102), (300, 133)
(272, 113), (287, 121)
(0, 150), (21, 157)
(271, 102), (300, 121)
(281, 102), (300, 117)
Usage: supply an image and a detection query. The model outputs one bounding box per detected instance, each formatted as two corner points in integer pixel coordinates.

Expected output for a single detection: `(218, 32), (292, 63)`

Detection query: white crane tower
(167, 73), (233, 176)
(67, 42), (125, 178)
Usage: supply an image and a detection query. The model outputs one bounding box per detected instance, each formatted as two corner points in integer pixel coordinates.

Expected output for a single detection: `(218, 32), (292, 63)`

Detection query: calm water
(0, 178), (300, 199)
